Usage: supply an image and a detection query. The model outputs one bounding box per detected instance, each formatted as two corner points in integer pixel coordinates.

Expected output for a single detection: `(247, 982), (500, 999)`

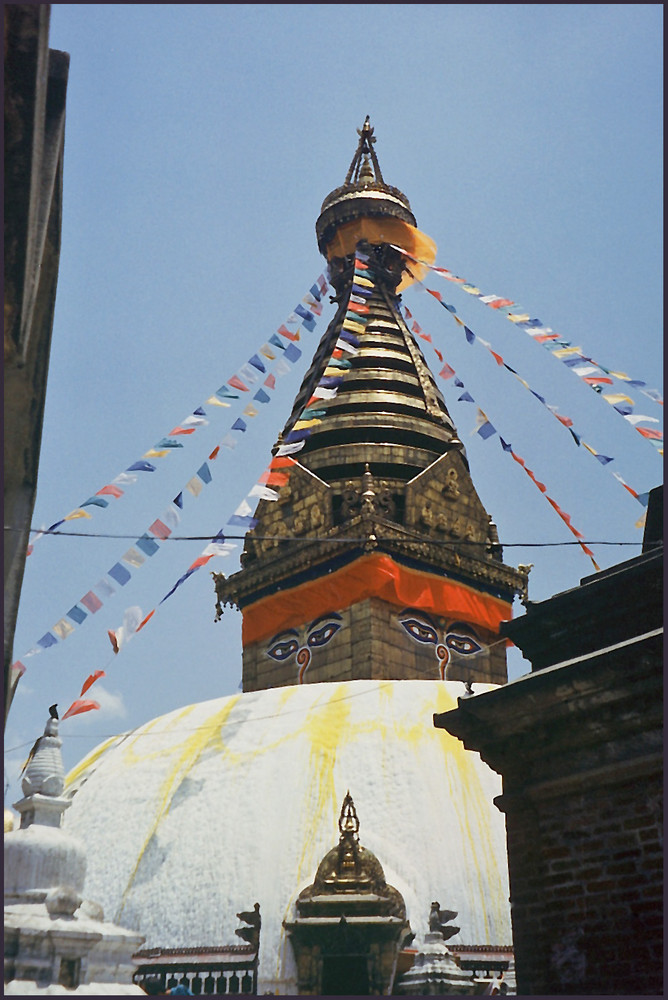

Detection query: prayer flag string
(391, 245), (663, 455)
(400, 305), (601, 573)
(10, 279), (330, 687)
(403, 285), (652, 514)
(26, 276), (330, 558)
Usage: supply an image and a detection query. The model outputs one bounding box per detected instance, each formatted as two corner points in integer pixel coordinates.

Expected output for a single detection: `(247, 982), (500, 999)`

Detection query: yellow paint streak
(64, 735), (120, 790)
(117, 697), (240, 920)
(274, 683), (353, 983)
(429, 684), (508, 941)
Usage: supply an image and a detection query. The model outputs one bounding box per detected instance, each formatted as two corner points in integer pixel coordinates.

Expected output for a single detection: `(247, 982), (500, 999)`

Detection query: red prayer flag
(81, 590), (103, 614)
(265, 472), (289, 486)
(188, 554), (214, 572)
(277, 325), (300, 342)
(434, 349), (444, 362)
(209, 446), (220, 461)
(169, 426), (197, 435)
(136, 609), (155, 633)
(80, 670), (105, 696)
(637, 427), (663, 440)
(264, 374), (276, 390)
(439, 364), (456, 380)
(227, 375), (249, 392)
(488, 298), (514, 309)
(62, 699), (100, 720)
(107, 629), (119, 654)
(583, 376), (614, 385)
(96, 484), (124, 499)
(490, 351), (504, 366)
(427, 288), (444, 302)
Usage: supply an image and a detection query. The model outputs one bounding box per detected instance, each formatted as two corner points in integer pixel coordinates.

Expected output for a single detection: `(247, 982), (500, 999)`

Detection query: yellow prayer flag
(602, 393), (634, 406)
(121, 547), (146, 568)
(186, 477), (204, 497)
(551, 346), (582, 359)
(206, 395), (231, 407)
(243, 404), (259, 418)
(507, 313), (531, 323)
(143, 449), (169, 458)
(64, 509), (92, 521)
(52, 618), (75, 640)
(293, 418), (321, 430)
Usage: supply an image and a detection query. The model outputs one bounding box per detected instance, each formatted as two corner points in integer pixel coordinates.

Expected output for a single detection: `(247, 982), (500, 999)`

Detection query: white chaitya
(4, 713), (145, 995)
(62, 679), (511, 995)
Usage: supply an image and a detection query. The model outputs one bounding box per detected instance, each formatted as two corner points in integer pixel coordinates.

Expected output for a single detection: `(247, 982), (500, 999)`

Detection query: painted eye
(445, 633), (482, 655)
(267, 638), (299, 661)
(307, 622), (341, 647)
(400, 618), (438, 644)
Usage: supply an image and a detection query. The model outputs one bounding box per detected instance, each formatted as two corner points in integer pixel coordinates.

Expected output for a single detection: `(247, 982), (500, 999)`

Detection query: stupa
(60, 120), (526, 994)
(4, 710), (144, 994)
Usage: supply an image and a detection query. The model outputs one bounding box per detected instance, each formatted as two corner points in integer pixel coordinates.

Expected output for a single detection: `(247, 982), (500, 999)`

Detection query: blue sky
(5, 5), (662, 802)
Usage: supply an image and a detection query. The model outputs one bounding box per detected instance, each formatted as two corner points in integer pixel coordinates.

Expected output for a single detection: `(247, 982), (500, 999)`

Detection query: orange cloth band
(242, 553), (512, 646)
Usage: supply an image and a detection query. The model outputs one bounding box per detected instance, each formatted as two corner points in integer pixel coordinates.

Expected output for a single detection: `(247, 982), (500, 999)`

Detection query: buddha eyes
(267, 637), (300, 661)
(267, 618), (341, 660)
(400, 616), (483, 655)
(400, 618), (438, 644)
(307, 621), (341, 647)
(445, 633), (482, 656)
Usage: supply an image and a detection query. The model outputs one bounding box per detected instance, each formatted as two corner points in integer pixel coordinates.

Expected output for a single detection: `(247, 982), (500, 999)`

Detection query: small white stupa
(4, 709), (145, 995)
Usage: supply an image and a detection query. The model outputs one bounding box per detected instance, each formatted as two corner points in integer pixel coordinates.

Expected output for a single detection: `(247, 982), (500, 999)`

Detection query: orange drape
(324, 218), (437, 292)
(242, 553), (512, 645)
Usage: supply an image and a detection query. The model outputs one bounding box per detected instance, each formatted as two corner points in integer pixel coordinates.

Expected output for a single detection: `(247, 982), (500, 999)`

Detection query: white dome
(63, 679), (510, 994)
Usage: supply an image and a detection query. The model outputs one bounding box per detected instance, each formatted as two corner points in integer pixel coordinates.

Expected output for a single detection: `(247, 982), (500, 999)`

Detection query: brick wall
(503, 769), (662, 995)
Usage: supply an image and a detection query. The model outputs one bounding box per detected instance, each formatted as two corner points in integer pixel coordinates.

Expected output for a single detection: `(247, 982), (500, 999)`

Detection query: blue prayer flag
(108, 562), (131, 586)
(81, 496), (109, 508)
(227, 514), (259, 529)
(197, 463), (212, 484)
(284, 343), (302, 364)
(127, 461), (156, 473)
(37, 632), (58, 649)
(136, 534), (160, 557)
(66, 605), (87, 625)
(231, 418), (247, 433)
(248, 354), (266, 373)
(285, 428), (313, 444)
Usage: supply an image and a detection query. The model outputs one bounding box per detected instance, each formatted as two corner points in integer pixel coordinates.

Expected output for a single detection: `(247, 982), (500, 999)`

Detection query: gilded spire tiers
(214, 120), (528, 692)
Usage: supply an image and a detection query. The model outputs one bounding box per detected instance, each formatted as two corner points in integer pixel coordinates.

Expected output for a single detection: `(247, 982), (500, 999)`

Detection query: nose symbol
(297, 646), (311, 683)
(436, 644), (449, 680)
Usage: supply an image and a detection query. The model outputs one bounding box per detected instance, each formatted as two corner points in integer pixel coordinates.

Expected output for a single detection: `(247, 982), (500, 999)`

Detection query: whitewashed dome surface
(63, 679), (510, 994)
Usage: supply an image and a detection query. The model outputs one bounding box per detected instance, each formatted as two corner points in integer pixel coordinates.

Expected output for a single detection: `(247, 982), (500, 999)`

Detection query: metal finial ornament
(344, 116), (385, 186)
(338, 790), (360, 839)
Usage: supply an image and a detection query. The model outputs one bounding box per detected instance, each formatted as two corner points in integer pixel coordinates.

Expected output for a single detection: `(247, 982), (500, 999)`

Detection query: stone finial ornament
(20, 713), (65, 797)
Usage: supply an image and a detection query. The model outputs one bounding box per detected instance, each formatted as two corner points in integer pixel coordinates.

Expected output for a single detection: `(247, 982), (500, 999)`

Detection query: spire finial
(344, 116), (385, 186)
